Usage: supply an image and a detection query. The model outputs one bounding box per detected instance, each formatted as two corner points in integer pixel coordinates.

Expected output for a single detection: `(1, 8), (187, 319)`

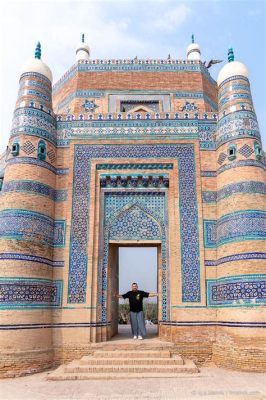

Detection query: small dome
(217, 49), (249, 86)
(187, 42), (200, 54)
(217, 60), (249, 86)
(21, 58), (53, 82)
(76, 33), (90, 61)
(186, 35), (201, 61)
(21, 42), (52, 82)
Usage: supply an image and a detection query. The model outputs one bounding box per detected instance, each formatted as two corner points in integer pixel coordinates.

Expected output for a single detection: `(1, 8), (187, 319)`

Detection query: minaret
(186, 34), (201, 61)
(213, 48), (265, 368)
(76, 33), (90, 61)
(0, 43), (57, 375)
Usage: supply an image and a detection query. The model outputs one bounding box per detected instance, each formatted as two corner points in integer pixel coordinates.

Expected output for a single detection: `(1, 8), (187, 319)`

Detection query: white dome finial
(217, 48), (249, 86)
(76, 33), (90, 61)
(186, 34), (201, 61)
(21, 42), (53, 82)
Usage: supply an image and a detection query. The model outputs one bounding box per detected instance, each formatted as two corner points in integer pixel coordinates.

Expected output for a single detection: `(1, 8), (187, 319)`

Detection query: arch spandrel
(107, 203), (163, 242)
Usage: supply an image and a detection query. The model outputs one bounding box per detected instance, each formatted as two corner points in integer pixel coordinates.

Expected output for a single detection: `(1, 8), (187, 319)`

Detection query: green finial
(192, 34), (195, 43)
(82, 33), (85, 43)
(35, 42), (41, 59)
(228, 47), (234, 62)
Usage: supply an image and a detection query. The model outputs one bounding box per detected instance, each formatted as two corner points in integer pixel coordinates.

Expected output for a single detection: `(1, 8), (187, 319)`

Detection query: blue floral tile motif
(68, 144), (201, 304)
(6, 157), (69, 175)
(205, 252), (266, 267)
(54, 221), (66, 247)
(204, 210), (266, 248)
(207, 275), (266, 306)
(217, 159), (266, 175)
(0, 209), (65, 248)
(202, 191), (217, 203)
(217, 210), (266, 246)
(109, 205), (161, 240)
(202, 181), (266, 203)
(0, 252), (64, 268)
(11, 108), (57, 145)
(217, 110), (261, 145)
(181, 101), (198, 111)
(82, 99), (99, 112)
(0, 278), (63, 309)
(2, 180), (67, 202)
(204, 220), (217, 248)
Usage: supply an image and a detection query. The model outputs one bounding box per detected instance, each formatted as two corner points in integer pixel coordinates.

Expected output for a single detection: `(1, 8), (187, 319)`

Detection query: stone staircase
(47, 348), (198, 380)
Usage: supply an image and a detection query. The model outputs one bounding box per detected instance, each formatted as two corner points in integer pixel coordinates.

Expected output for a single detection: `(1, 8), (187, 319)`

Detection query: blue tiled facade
(0, 57), (265, 331)
(68, 144), (201, 306)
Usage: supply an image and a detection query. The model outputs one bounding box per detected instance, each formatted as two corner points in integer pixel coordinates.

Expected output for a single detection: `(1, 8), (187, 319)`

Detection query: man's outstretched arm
(148, 292), (158, 297)
(114, 294), (124, 299)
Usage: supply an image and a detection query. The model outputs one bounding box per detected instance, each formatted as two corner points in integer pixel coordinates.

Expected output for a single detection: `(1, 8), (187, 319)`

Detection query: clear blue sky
(0, 0), (265, 152)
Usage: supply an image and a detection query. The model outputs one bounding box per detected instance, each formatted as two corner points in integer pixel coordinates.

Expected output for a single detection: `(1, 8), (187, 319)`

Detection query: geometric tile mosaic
(21, 140), (36, 155)
(217, 210), (266, 246)
(2, 180), (67, 202)
(0, 252), (64, 268)
(204, 210), (266, 248)
(0, 209), (65, 248)
(202, 181), (266, 203)
(205, 252), (266, 267)
(47, 149), (56, 163)
(0, 278), (63, 309)
(109, 204), (162, 240)
(218, 152), (227, 165)
(217, 159), (266, 175)
(207, 275), (266, 306)
(68, 144), (201, 306)
(6, 156), (69, 175)
(238, 143), (254, 158)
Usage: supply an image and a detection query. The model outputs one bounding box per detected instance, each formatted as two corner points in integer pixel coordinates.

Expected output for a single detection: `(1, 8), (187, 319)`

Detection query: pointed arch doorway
(97, 189), (169, 341)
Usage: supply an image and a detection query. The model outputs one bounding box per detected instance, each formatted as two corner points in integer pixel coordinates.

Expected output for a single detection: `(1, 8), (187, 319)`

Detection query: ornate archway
(97, 192), (169, 338)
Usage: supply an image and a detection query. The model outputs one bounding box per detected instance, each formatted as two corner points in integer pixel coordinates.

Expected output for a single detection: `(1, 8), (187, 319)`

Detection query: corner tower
(0, 43), (59, 375)
(212, 48), (266, 370)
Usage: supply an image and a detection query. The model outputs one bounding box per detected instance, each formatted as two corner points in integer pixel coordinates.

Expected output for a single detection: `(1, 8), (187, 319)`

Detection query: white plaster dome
(76, 34), (90, 61)
(21, 58), (53, 82)
(186, 37), (201, 61)
(186, 42), (201, 55)
(217, 60), (249, 86)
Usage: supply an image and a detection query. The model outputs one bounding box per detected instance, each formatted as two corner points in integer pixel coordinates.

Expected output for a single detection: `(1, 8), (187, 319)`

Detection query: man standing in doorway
(116, 282), (158, 340)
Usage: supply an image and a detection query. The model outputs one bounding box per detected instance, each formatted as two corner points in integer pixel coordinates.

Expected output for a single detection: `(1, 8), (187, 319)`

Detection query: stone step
(90, 350), (171, 358)
(89, 342), (176, 351)
(79, 355), (183, 366)
(63, 361), (197, 374)
(47, 359), (198, 380)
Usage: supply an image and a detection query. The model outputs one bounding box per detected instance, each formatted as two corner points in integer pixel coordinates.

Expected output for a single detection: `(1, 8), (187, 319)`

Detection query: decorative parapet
(15, 102), (56, 119)
(79, 58), (202, 65)
(56, 111), (218, 122)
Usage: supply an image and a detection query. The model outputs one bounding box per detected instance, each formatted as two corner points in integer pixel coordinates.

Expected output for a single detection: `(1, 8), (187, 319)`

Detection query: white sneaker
(138, 335), (143, 340)
(133, 335), (137, 339)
